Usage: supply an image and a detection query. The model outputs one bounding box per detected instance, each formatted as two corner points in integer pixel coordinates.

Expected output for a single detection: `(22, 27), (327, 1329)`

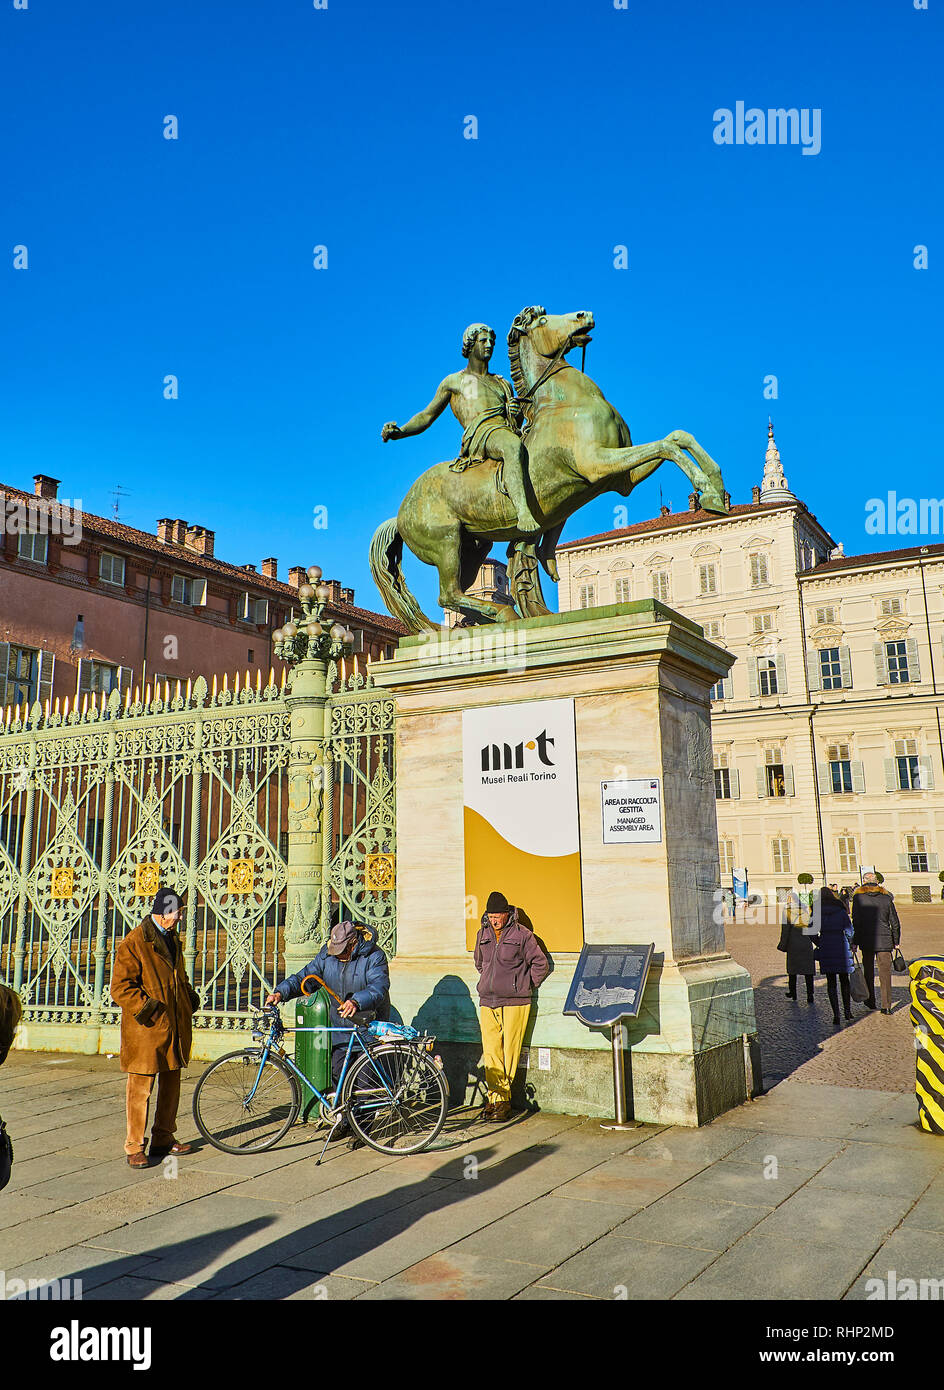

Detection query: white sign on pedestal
(601, 779), (662, 844)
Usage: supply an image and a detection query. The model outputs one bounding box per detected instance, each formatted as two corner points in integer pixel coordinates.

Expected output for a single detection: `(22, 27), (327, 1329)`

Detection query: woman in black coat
(778, 894), (816, 1002)
(814, 886), (855, 1026)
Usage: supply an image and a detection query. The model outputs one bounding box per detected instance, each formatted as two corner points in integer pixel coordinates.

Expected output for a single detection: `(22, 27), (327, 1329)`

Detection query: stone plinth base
(374, 602), (758, 1128)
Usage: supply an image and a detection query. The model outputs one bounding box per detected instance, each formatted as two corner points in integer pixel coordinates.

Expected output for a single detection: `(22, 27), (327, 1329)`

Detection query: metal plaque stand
(600, 1020), (641, 1130)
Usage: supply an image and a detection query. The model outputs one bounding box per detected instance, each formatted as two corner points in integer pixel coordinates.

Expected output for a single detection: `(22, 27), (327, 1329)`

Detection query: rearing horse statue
(369, 306), (728, 632)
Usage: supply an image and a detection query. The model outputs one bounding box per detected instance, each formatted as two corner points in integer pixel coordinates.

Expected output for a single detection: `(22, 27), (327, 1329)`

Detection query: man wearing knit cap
(473, 889), (550, 1121)
(110, 888), (200, 1167)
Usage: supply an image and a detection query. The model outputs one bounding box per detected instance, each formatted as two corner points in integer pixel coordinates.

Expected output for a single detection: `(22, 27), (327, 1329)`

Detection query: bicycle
(192, 1002), (449, 1162)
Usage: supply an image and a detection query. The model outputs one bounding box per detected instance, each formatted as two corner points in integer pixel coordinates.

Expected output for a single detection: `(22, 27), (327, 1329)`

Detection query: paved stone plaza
(1, 906), (942, 1301)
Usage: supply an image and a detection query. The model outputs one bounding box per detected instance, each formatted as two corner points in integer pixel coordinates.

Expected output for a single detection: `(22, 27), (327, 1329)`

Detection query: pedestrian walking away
(852, 873), (902, 1014)
(813, 886), (856, 1025)
(109, 889), (200, 1167)
(473, 890), (550, 1122)
(777, 892), (816, 1003)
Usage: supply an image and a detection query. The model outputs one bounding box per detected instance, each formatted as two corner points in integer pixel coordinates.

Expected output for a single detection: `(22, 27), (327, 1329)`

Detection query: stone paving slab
(805, 1143), (944, 1199)
(672, 1158), (810, 1208)
(445, 1193), (633, 1272)
(614, 1193), (771, 1251)
(899, 1175), (944, 1232)
(720, 1133), (847, 1172)
(4, 1244), (163, 1292)
(539, 1233), (718, 1300)
(743, 1186), (917, 1255)
(674, 1229), (874, 1301)
(843, 1227), (944, 1300)
(222, 1267), (376, 1300)
(357, 1250), (543, 1300)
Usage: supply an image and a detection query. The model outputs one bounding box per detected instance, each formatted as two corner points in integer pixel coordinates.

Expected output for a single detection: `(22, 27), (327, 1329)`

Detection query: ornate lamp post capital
(273, 565), (356, 670)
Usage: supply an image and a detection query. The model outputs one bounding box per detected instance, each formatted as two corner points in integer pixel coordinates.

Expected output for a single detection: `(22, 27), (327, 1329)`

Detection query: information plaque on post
(564, 944), (654, 1130)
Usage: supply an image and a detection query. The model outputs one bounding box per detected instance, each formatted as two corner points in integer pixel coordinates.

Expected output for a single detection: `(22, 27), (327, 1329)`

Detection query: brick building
(0, 473), (405, 711)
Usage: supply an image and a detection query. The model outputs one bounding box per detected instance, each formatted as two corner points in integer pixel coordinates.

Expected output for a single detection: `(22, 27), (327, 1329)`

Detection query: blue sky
(3, 0), (941, 617)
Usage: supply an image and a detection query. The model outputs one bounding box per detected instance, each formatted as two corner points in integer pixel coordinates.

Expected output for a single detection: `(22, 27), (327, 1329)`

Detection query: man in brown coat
(110, 889), (200, 1167)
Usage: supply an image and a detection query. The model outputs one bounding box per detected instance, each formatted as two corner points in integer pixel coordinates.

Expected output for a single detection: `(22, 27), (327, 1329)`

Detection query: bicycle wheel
(192, 1050), (300, 1153)
(342, 1044), (448, 1155)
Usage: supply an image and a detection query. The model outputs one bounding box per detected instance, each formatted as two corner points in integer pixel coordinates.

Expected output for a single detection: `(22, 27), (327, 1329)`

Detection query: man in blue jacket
(266, 919), (390, 1084)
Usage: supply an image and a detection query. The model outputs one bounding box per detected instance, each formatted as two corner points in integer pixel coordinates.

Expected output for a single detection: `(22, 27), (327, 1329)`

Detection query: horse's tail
(368, 519), (441, 635)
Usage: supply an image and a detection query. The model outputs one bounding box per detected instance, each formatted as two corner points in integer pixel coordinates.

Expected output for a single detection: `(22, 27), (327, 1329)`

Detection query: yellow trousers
(479, 1004), (530, 1105)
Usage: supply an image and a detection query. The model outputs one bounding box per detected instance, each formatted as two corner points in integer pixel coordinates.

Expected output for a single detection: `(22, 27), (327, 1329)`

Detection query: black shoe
(844, 1012), (854, 1021)
(832, 1017), (841, 1027)
(864, 999), (877, 1010)
(880, 1008), (892, 1015)
(786, 992), (797, 1000)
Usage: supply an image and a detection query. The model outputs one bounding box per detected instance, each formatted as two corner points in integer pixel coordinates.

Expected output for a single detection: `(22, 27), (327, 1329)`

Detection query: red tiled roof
(798, 541), (944, 575)
(0, 481), (406, 635)
(558, 500), (807, 549)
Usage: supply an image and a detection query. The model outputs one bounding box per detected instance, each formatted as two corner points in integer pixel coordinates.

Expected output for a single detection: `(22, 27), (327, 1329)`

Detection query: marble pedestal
(371, 601), (757, 1126)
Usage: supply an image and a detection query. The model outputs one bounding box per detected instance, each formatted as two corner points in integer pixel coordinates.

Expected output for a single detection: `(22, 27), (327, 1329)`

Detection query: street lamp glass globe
(297, 583), (315, 601)
(305, 620), (323, 638)
(283, 621), (298, 639)
(315, 583), (331, 603)
(307, 566), (323, 581)
(330, 623), (345, 641)
(343, 629), (355, 644)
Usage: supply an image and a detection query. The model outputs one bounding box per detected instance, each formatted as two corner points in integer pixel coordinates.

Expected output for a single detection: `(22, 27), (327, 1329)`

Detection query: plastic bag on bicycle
(367, 1020), (419, 1041)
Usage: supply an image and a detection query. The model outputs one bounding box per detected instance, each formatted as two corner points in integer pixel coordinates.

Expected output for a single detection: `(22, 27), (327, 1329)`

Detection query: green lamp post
(275, 567), (355, 977)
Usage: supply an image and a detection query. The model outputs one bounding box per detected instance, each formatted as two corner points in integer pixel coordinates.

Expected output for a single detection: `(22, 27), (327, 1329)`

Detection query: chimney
(751, 485), (761, 505)
(659, 504), (670, 518)
(262, 557), (278, 580)
(242, 563), (257, 573)
(287, 566), (306, 589)
(170, 519), (187, 544)
(723, 490), (731, 509)
(185, 525), (215, 558)
(340, 586), (354, 604)
(325, 580), (342, 603)
(33, 475), (60, 500)
(157, 518), (175, 543)
(688, 492), (699, 511)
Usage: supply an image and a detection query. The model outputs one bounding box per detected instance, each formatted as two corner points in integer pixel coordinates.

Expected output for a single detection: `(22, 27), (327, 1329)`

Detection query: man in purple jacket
(473, 890), (550, 1122)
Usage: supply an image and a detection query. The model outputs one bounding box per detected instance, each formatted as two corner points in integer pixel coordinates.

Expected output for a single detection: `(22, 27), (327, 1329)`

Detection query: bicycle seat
(350, 1010), (376, 1027)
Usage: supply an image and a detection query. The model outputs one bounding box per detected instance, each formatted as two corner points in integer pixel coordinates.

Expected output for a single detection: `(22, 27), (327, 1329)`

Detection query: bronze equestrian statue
(370, 306), (729, 632)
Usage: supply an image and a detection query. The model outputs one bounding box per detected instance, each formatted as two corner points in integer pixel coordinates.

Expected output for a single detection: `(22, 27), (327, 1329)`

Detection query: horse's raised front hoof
(699, 488), (728, 515)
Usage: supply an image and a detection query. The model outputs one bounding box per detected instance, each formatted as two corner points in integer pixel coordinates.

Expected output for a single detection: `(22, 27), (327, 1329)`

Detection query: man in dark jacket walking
(267, 919), (390, 1083)
(473, 890), (549, 1122)
(852, 874), (901, 1014)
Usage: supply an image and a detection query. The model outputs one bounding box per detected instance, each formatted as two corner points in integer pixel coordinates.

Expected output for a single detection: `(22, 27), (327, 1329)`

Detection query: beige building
(557, 425), (944, 904)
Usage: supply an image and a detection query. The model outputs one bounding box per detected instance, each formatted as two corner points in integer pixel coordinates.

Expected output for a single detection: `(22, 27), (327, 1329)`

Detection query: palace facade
(557, 426), (944, 903)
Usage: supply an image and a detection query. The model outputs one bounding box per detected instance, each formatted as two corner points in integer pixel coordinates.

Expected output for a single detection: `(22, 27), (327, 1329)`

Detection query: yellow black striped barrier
(909, 956), (944, 1136)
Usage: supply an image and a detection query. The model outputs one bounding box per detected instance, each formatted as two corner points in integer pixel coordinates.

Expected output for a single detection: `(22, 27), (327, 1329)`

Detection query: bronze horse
(369, 307), (728, 631)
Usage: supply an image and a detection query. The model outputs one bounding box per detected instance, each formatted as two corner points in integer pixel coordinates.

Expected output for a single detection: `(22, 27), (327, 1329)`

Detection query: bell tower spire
(759, 419), (795, 503)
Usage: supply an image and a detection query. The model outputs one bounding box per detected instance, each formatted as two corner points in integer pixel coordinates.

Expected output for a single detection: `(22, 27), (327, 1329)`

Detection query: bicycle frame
(247, 1017), (399, 1113)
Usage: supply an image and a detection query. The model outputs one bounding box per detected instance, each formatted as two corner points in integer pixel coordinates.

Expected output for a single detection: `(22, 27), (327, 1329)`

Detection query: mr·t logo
(481, 729), (555, 772)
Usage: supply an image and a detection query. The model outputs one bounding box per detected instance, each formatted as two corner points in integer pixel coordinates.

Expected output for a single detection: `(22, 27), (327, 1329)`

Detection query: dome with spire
(759, 419), (796, 504)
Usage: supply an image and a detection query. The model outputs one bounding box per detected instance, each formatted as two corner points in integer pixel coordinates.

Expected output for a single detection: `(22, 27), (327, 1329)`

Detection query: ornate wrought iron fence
(0, 662), (396, 1047)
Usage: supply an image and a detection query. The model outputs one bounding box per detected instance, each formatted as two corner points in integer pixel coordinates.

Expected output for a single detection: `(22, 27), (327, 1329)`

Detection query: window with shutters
(880, 597), (903, 616)
(99, 552), (125, 586)
(651, 571), (670, 602)
(749, 552), (769, 587)
(709, 679), (727, 701)
(704, 619), (722, 640)
(771, 838), (792, 873)
(241, 594), (269, 625)
(895, 737), (921, 789)
(906, 834), (929, 873)
(78, 661), (120, 696)
(757, 656), (778, 696)
(3, 645), (38, 707)
(17, 532), (48, 564)
(171, 574), (193, 605)
(752, 613), (774, 634)
(719, 840), (736, 875)
(698, 563), (717, 595)
(885, 640), (910, 684)
(578, 583), (596, 608)
(614, 576), (631, 603)
(837, 836), (858, 874)
(815, 606), (836, 626)
(819, 647), (843, 691)
(828, 742), (853, 793)
(765, 746), (786, 797)
(714, 751), (731, 799)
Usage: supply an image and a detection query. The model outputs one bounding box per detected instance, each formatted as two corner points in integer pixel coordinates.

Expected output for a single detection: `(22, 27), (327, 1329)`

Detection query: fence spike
(144, 683), (152, 706)
(44, 698), (51, 720)
(222, 672), (228, 694)
(268, 666), (275, 689)
(175, 680), (183, 701)
(124, 685), (132, 711)
(133, 685), (140, 706)
(280, 666), (287, 690)
(256, 668), (262, 693)
(81, 695), (89, 717)
(185, 677), (193, 703)
(62, 697), (69, 720)
(211, 674), (218, 699)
